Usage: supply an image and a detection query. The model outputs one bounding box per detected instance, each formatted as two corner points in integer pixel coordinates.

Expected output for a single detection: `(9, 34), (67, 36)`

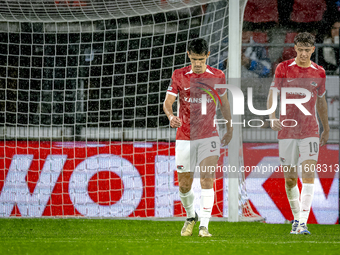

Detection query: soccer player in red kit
(163, 38), (233, 237)
(267, 32), (329, 234)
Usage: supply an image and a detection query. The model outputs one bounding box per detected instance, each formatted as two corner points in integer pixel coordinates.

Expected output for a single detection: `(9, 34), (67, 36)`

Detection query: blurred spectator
(241, 30), (271, 78)
(318, 21), (340, 74)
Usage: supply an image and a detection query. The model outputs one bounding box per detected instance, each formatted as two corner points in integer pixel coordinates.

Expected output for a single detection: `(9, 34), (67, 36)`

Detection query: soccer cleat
(297, 223), (311, 235)
(198, 226), (212, 237)
(181, 212), (198, 236)
(290, 220), (299, 234)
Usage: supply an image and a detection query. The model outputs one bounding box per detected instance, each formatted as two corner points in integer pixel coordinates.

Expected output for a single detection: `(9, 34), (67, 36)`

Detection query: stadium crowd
(240, 0), (340, 76)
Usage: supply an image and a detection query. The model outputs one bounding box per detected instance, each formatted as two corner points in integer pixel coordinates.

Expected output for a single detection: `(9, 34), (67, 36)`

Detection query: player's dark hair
(294, 32), (315, 46)
(188, 38), (209, 55)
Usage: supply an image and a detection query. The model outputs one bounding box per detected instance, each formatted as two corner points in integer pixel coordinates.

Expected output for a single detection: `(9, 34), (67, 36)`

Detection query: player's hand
(320, 129), (329, 146)
(169, 115), (182, 128)
(221, 127), (233, 147)
(269, 118), (282, 131)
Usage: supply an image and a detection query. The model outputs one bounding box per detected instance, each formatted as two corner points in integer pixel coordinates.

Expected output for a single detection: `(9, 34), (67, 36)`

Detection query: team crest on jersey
(310, 81), (317, 87)
(280, 157), (285, 163)
(177, 165), (184, 170)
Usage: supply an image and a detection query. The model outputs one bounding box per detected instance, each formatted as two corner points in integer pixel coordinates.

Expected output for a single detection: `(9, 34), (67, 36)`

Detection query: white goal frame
(227, 0), (248, 222)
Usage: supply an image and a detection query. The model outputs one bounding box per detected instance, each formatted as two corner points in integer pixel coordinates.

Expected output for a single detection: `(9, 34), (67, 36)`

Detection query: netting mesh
(0, 0), (229, 140)
(0, 0), (220, 22)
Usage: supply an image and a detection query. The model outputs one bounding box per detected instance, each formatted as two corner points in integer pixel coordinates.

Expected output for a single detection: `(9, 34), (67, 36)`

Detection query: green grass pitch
(0, 219), (339, 255)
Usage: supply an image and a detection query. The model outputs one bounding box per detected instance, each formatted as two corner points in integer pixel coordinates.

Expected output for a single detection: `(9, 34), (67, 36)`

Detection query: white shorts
(175, 136), (220, 173)
(279, 137), (319, 166)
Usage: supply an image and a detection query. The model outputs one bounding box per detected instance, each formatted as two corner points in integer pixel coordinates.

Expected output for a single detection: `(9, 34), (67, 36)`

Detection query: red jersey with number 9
(167, 65), (226, 141)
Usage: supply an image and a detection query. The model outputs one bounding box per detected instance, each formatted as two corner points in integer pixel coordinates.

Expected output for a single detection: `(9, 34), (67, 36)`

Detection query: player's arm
(220, 92), (233, 146)
(267, 89), (282, 131)
(316, 95), (330, 146)
(163, 93), (182, 128)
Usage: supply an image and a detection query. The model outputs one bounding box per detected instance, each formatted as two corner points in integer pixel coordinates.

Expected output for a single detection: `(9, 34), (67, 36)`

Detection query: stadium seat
(290, 0), (327, 23)
(243, 0), (278, 23)
(252, 32), (268, 43)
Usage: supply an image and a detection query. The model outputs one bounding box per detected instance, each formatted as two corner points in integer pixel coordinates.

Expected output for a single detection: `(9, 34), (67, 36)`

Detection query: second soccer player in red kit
(267, 32), (330, 235)
(163, 38), (233, 237)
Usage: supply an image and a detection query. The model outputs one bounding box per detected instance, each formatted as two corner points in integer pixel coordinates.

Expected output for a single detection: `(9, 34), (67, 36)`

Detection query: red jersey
(167, 65), (226, 141)
(272, 59), (326, 139)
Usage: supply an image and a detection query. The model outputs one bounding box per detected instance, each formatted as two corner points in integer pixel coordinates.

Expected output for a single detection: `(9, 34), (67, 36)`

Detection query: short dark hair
(294, 32), (315, 46)
(188, 38), (209, 55)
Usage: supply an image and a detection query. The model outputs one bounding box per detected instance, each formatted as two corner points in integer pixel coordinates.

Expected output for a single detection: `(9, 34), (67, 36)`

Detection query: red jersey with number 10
(272, 59), (326, 139)
(167, 65), (226, 141)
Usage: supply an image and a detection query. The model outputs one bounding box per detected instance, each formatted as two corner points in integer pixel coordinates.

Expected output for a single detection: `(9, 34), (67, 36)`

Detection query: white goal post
(227, 0), (248, 222)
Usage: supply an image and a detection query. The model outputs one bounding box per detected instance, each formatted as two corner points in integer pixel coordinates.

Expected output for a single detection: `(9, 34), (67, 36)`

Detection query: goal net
(0, 0), (262, 220)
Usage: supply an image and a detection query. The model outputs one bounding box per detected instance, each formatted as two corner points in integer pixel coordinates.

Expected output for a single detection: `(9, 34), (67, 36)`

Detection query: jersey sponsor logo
(184, 87), (190, 90)
(310, 81), (317, 86)
(184, 97), (214, 103)
(287, 79), (296, 82)
(309, 154), (316, 157)
(286, 91), (307, 96)
(210, 149), (217, 152)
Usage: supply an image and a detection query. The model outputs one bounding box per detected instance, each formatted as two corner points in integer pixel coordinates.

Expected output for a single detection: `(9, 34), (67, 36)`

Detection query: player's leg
(297, 159), (315, 235)
(176, 140), (194, 217)
(197, 137), (220, 237)
(280, 139), (300, 234)
(297, 138), (319, 235)
(178, 172), (198, 236)
(283, 165), (300, 234)
(178, 172), (195, 216)
(176, 140), (198, 236)
(198, 155), (217, 237)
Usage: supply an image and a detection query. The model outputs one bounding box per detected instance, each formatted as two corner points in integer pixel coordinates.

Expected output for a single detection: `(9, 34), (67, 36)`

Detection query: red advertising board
(0, 141), (338, 224)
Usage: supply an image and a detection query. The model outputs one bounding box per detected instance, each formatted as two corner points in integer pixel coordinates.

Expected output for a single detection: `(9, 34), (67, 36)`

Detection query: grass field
(0, 219), (339, 255)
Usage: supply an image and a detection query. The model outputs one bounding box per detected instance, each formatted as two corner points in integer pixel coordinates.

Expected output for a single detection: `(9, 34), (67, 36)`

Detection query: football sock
(179, 189), (195, 219)
(300, 183), (314, 225)
(285, 184), (300, 221)
(199, 188), (214, 229)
